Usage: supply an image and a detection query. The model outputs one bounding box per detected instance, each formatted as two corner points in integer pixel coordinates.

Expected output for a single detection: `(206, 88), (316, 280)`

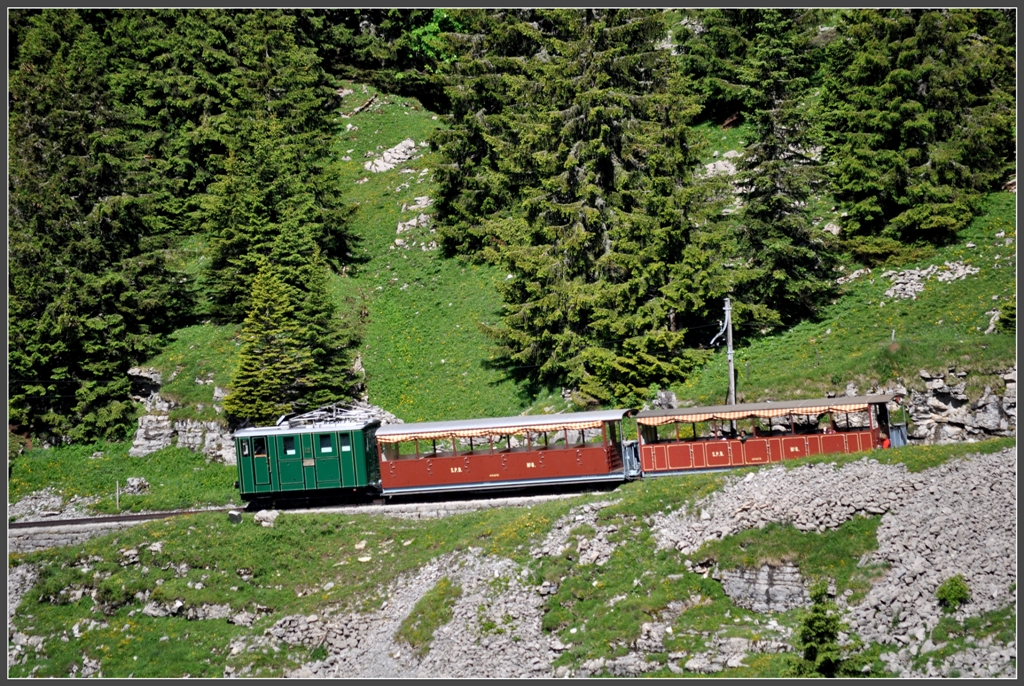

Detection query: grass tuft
(395, 576), (462, 657)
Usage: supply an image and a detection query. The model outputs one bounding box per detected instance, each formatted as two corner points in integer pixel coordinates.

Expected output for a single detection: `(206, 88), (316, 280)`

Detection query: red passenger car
(375, 409), (637, 496)
(635, 394), (903, 475)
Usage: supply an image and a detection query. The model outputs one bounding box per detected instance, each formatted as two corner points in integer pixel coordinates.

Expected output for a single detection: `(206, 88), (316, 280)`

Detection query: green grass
(909, 605), (1017, 674)
(328, 81), (535, 422)
(9, 436), (1015, 677)
(7, 497), (590, 678)
(696, 517), (887, 603)
(675, 192), (1017, 407)
(8, 440), (240, 515)
(139, 323), (241, 423)
(691, 120), (754, 164)
(395, 576), (462, 657)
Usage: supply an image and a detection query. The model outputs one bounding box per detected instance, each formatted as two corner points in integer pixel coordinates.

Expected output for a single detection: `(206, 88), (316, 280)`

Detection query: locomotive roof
(375, 409), (633, 444)
(635, 393), (903, 426)
(233, 419), (379, 438)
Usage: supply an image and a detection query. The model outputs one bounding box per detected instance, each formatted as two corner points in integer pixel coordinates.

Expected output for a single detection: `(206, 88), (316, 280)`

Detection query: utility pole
(710, 298), (738, 433)
(725, 297), (735, 406)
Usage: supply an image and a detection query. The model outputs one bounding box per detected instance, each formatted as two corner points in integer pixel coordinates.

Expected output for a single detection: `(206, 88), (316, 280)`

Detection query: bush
(936, 575), (971, 611)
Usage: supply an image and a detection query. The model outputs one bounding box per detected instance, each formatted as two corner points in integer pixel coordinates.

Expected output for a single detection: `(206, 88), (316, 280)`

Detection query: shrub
(936, 575), (971, 611)
(786, 580), (872, 677)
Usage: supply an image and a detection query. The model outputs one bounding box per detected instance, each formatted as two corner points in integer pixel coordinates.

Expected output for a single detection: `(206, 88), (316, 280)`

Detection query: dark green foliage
(936, 574), (971, 612)
(197, 9), (354, 321)
(267, 229), (359, 409)
(786, 581), (871, 677)
(9, 10), (190, 443)
(305, 9), (467, 111)
(821, 9), (1016, 244)
(996, 295), (1015, 335)
(732, 10), (838, 328)
(434, 9), (730, 404)
(222, 264), (313, 425)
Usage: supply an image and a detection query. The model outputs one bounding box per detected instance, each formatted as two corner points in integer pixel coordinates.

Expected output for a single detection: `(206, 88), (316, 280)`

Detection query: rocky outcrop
(127, 366), (235, 463)
(128, 392), (177, 457)
(846, 451), (1016, 644)
(127, 393), (235, 464)
(173, 419), (235, 464)
(363, 138), (423, 173)
(904, 367), (1016, 443)
(881, 261), (980, 301)
(715, 563), (810, 613)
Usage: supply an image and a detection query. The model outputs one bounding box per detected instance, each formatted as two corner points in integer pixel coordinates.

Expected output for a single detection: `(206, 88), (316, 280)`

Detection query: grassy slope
(325, 84), (545, 421)
(674, 192), (1017, 406)
(8, 438), (1014, 678)
(138, 83), (549, 428)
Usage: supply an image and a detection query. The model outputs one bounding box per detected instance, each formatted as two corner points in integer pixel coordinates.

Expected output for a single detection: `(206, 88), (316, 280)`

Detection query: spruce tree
(223, 263), (312, 425)
(732, 10), (837, 327)
(267, 228), (358, 408)
(820, 9), (1015, 250)
(435, 9), (731, 404)
(9, 10), (188, 442)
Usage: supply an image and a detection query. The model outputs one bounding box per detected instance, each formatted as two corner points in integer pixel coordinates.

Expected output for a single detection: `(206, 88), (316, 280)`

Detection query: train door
(337, 432), (356, 487)
(237, 438), (255, 494)
(299, 434), (316, 487)
(252, 436), (272, 492)
(277, 435), (304, 491)
(313, 432), (343, 489)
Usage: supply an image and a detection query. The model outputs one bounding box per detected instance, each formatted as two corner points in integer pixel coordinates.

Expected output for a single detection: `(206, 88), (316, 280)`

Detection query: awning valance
(635, 394), (900, 427)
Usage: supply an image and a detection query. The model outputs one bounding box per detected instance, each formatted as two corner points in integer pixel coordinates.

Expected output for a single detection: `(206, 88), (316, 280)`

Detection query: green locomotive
(234, 418), (381, 503)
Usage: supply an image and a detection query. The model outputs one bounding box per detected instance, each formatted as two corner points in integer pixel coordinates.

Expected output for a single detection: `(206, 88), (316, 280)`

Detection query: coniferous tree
(223, 263), (312, 425)
(9, 10), (188, 442)
(435, 9), (732, 404)
(820, 9), (1015, 252)
(267, 228), (358, 408)
(732, 10), (837, 327)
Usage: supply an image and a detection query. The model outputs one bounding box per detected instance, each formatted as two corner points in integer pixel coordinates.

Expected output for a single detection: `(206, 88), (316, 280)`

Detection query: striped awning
(375, 409), (632, 445)
(635, 394), (900, 427)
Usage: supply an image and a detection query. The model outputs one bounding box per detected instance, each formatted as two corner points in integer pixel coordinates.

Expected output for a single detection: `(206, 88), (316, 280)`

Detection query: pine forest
(8, 8), (1016, 445)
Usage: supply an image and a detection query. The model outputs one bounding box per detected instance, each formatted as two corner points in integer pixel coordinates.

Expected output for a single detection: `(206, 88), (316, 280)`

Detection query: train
(233, 393), (906, 505)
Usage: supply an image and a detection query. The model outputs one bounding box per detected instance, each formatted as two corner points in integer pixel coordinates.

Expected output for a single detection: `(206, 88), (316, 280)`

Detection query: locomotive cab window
(283, 436), (297, 456)
(339, 434), (351, 452)
(240, 441), (250, 457)
(318, 434), (334, 454)
(253, 437), (267, 457)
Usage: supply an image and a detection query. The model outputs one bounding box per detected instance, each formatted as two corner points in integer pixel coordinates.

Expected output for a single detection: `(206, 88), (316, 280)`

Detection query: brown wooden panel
(641, 445), (656, 472)
(781, 437), (807, 460)
(706, 441), (730, 467)
(667, 443), (692, 471)
(805, 435), (822, 456)
(729, 440), (744, 466)
(821, 434), (848, 455)
(767, 438), (784, 462)
(691, 441), (706, 468)
(742, 438), (769, 465)
(654, 445), (668, 471)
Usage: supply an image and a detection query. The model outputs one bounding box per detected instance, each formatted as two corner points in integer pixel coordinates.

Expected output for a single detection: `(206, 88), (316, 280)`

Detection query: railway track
(8, 507), (238, 531)
(9, 483), (622, 532)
